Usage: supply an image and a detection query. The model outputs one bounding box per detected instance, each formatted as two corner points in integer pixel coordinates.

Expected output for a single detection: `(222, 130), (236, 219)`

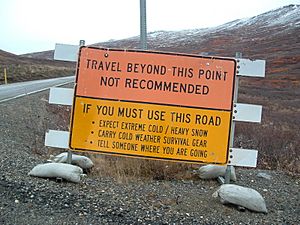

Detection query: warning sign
(76, 47), (236, 110)
(70, 97), (231, 164)
(70, 47), (236, 164)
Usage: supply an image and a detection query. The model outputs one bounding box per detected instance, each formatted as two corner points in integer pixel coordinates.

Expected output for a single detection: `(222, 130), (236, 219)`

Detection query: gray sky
(0, 0), (299, 55)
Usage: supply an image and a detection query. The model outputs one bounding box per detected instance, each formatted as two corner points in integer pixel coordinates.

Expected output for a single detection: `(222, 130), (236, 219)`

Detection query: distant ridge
(92, 4), (300, 76)
(21, 5), (299, 77)
(22, 50), (54, 60)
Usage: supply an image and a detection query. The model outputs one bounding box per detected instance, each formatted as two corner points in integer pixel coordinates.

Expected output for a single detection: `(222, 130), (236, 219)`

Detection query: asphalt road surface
(0, 76), (74, 103)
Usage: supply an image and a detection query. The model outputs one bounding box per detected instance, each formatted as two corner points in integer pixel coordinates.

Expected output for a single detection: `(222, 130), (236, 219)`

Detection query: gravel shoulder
(0, 89), (299, 225)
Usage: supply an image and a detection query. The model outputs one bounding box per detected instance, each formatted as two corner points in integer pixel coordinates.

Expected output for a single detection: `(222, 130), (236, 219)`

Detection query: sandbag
(28, 163), (83, 183)
(48, 152), (94, 169)
(212, 184), (268, 213)
(197, 164), (237, 181)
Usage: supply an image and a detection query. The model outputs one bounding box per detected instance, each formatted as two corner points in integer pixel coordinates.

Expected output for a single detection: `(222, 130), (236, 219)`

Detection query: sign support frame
(224, 52), (242, 184)
(140, 0), (147, 50)
(66, 40), (85, 165)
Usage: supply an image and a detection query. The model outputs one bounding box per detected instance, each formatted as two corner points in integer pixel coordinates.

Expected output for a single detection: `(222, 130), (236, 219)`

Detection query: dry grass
(0, 49), (75, 84)
(0, 64), (74, 84)
(235, 78), (300, 175)
(235, 123), (300, 175)
(90, 155), (196, 183)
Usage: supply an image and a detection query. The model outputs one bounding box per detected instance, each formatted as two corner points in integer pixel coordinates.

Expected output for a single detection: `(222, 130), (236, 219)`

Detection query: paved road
(0, 76), (74, 103)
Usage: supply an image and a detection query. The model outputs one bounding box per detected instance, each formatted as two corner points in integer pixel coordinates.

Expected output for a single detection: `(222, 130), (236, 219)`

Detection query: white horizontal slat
(49, 87), (74, 105)
(233, 103), (262, 123)
(229, 148), (258, 167)
(237, 58), (265, 77)
(45, 130), (70, 149)
(54, 43), (79, 62)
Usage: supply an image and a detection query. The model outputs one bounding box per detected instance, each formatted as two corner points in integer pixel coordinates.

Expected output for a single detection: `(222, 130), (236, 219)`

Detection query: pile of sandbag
(47, 152), (94, 170)
(28, 163), (83, 183)
(195, 164), (267, 213)
(213, 184), (268, 213)
(195, 164), (236, 181)
(29, 152), (93, 183)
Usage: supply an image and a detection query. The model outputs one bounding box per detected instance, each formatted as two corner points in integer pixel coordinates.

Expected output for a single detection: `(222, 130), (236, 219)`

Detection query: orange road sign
(70, 47), (236, 164)
(75, 47), (236, 110)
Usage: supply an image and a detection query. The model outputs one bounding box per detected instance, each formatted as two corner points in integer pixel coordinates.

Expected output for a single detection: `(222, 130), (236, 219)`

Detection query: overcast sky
(0, 0), (299, 55)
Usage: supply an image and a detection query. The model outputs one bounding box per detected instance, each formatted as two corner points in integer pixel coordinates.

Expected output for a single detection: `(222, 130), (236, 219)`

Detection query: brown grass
(235, 77), (300, 175)
(235, 123), (300, 174)
(0, 64), (75, 84)
(90, 155), (196, 183)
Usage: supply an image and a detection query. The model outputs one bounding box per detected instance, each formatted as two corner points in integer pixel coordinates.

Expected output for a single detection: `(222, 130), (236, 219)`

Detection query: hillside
(92, 5), (299, 77)
(22, 5), (299, 87)
(22, 50), (54, 60)
(0, 49), (75, 83)
(22, 5), (300, 78)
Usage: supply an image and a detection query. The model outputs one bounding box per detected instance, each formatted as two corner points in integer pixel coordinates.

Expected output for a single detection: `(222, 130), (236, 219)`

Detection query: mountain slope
(22, 50), (54, 60)
(17, 4), (300, 90)
(0, 50), (75, 83)
(93, 4), (299, 77)
(24, 5), (299, 78)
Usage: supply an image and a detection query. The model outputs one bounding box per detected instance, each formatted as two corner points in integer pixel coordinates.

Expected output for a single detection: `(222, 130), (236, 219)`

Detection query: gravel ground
(0, 89), (299, 225)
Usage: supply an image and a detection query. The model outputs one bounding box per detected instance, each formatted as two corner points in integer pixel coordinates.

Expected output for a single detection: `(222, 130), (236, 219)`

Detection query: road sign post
(225, 52), (242, 184)
(4, 68), (8, 84)
(66, 40), (85, 165)
(140, 0), (147, 50)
